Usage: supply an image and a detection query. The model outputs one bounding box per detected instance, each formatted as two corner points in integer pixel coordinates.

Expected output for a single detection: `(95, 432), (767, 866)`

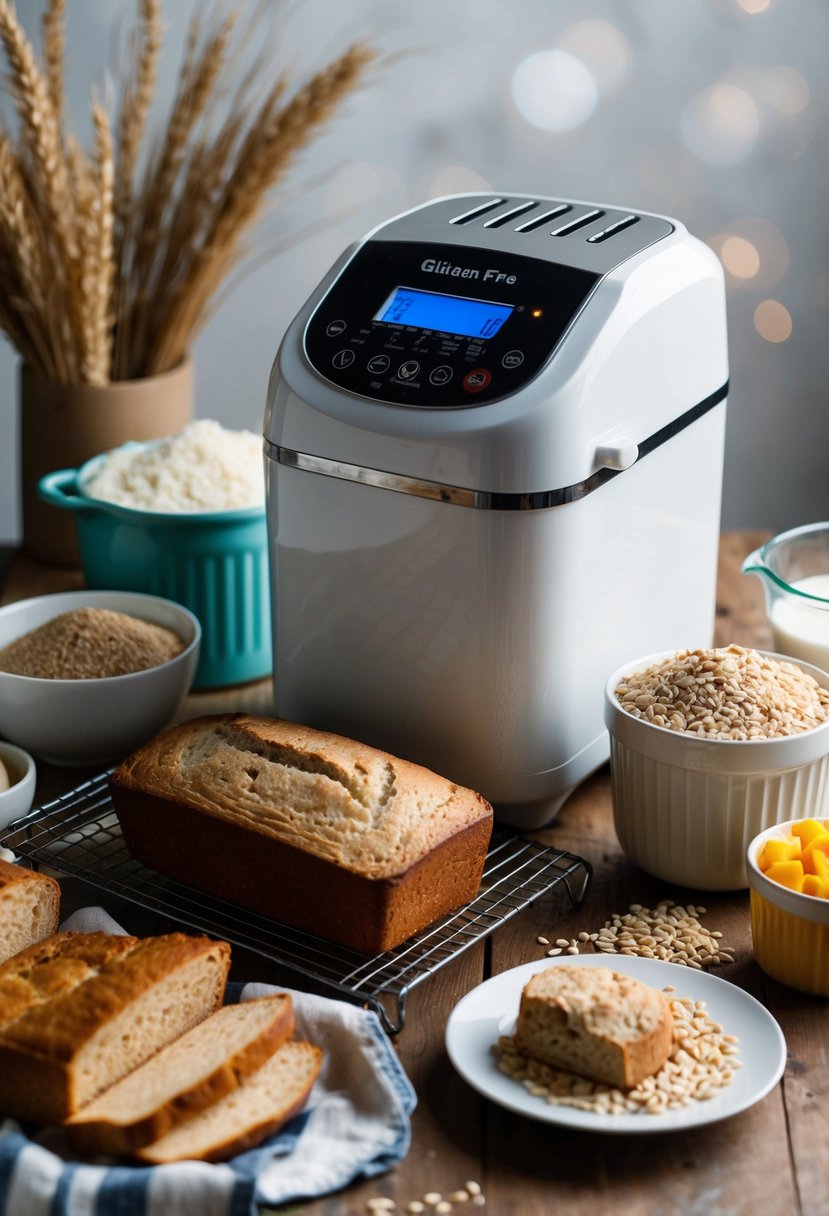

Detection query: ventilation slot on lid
(550, 209), (605, 237)
(450, 198), (507, 225)
(514, 204), (571, 233)
(482, 201), (538, 228)
(587, 214), (641, 243)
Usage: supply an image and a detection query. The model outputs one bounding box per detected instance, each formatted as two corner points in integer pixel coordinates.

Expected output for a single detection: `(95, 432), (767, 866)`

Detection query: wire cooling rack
(1, 772), (592, 1033)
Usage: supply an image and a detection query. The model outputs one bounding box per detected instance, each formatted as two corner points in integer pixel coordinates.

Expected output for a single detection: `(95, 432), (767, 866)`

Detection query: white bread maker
(264, 193), (728, 829)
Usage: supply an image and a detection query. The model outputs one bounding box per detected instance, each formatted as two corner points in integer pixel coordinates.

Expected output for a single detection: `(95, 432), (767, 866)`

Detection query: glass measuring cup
(742, 523), (829, 673)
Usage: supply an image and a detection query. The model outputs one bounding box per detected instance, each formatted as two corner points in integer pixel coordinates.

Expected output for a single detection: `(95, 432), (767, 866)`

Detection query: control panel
(304, 241), (600, 408)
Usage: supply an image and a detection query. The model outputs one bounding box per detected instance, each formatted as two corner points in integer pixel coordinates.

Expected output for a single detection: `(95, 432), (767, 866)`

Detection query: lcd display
(374, 286), (513, 339)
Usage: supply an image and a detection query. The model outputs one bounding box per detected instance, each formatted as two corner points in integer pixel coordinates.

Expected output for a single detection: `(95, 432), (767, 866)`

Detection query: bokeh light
(766, 65), (810, 114)
(736, 0), (773, 12)
(709, 219), (789, 291)
(721, 237), (761, 279)
(511, 50), (598, 132)
(754, 300), (792, 342)
(681, 83), (760, 165)
(557, 20), (632, 96)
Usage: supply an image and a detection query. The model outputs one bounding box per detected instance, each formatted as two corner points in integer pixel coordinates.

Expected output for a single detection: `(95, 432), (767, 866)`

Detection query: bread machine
(264, 193), (729, 828)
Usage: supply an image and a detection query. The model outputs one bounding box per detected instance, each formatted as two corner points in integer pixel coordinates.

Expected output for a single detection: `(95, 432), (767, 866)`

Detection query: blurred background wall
(1, 0), (826, 541)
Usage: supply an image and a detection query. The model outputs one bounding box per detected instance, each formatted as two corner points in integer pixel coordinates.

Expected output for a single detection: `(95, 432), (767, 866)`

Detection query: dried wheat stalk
(0, 0), (374, 385)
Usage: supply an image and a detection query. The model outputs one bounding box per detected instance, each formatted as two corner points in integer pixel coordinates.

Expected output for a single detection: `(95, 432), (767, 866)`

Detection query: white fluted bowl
(604, 650), (829, 890)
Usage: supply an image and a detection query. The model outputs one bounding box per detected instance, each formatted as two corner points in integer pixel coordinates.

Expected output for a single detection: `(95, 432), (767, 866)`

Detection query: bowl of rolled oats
(604, 645), (829, 890)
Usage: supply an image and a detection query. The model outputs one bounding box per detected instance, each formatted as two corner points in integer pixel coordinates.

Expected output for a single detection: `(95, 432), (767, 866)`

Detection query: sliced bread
(514, 965), (674, 1089)
(136, 1039), (323, 1164)
(66, 994), (295, 1155)
(0, 860), (60, 965)
(0, 931), (231, 1124)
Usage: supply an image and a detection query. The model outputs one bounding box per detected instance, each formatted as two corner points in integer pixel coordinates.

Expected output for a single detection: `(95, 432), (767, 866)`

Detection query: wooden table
(1, 533), (827, 1216)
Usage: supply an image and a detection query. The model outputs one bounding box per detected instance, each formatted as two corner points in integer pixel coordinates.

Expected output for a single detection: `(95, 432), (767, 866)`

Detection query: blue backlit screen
(374, 286), (513, 339)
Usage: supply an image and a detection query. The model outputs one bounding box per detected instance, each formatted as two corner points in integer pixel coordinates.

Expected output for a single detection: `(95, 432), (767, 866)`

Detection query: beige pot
(19, 358), (193, 565)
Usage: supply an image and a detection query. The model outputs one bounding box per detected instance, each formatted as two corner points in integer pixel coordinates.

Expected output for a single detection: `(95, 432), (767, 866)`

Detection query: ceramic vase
(19, 357), (193, 565)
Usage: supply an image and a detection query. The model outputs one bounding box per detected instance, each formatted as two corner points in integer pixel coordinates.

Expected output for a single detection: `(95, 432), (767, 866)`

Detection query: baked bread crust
(0, 860), (60, 965)
(66, 994), (295, 1155)
(135, 1040), (323, 1165)
(515, 965), (674, 1089)
(111, 714), (493, 953)
(0, 931), (231, 1124)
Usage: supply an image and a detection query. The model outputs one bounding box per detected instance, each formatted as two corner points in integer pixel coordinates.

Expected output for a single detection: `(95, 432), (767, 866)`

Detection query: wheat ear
(124, 9), (235, 376)
(41, 0), (66, 137)
(0, 0), (75, 262)
(147, 42), (374, 372)
(79, 102), (115, 385)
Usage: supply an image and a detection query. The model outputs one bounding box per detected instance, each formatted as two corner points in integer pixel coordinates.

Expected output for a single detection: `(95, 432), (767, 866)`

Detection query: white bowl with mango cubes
(747, 817), (829, 997)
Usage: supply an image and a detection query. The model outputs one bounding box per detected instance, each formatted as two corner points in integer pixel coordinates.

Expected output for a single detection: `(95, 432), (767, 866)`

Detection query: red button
(463, 368), (492, 393)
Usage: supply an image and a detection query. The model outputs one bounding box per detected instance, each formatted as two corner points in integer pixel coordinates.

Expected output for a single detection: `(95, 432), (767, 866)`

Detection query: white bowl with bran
(604, 646), (829, 890)
(0, 591), (200, 767)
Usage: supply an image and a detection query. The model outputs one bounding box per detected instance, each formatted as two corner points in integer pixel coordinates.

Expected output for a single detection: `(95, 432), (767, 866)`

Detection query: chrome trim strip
(266, 382), (728, 512)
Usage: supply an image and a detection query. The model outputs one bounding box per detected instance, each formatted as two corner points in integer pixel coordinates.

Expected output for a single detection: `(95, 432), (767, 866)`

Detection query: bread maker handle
(38, 468), (98, 513)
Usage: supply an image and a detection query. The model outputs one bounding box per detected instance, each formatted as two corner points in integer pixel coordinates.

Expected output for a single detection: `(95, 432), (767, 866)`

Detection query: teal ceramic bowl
(39, 456), (271, 690)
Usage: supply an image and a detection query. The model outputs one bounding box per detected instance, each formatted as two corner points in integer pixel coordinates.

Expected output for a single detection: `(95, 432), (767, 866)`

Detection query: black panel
(303, 241), (601, 408)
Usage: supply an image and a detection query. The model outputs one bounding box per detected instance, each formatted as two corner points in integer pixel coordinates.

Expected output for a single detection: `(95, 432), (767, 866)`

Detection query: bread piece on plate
(0, 860), (60, 965)
(515, 965), (674, 1089)
(66, 994), (294, 1155)
(111, 714), (493, 953)
(0, 931), (230, 1125)
(136, 1039), (323, 1164)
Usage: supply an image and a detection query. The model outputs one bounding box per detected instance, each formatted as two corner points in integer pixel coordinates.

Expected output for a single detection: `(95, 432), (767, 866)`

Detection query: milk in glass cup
(743, 523), (829, 672)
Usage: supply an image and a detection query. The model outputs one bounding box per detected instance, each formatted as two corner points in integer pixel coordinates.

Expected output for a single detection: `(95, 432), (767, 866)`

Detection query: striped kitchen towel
(0, 907), (416, 1216)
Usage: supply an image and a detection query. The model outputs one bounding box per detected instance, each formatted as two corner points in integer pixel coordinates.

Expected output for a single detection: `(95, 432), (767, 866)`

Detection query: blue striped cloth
(0, 909), (416, 1216)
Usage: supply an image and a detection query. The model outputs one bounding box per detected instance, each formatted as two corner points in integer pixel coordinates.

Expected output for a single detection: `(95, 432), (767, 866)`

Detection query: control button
(429, 365), (453, 386)
(326, 319), (347, 337)
(397, 360), (420, 381)
(367, 354), (390, 374)
(332, 348), (355, 369)
(502, 349), (525, 369)
(463, 368), (492, 393)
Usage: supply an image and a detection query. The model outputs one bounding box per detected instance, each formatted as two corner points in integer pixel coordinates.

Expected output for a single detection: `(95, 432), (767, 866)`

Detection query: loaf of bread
(111, 714), (493, 953)
(514, 965), (674, 1089)
(136, 1039), (323, 1165)
(0, 859), (60, 965)
(66, 994), (294, 1155)
(0, 931), (230, 1125)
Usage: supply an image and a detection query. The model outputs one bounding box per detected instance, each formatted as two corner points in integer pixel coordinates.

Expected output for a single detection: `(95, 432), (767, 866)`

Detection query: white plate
(445, 955), (786, 1134)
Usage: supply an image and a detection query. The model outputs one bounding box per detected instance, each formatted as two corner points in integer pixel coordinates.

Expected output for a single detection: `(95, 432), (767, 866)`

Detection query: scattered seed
(555, 939), (569, 947)
(407, 1205), (426, 1214)
(465, 1183), (482, 1197)
(367, 1201), (395, 1213)
(435, 1204), (452, 1215)
(547, 947), (563, 956)
(423, 1196), (442, 1207)
(449, 1192), (470, 1203)
(494, 993), (739, 1117)
(537, 936), (550, 945)
(566, 946), (580, 955)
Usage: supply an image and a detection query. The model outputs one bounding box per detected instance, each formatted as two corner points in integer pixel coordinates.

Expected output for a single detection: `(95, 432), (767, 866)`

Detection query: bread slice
(0, 931), (230, 1125)
(66, 994), (295, 1155)
(0, 860), (60, 965)
(515, 965), (674, 1089)
(136, 1039), (323, 1164)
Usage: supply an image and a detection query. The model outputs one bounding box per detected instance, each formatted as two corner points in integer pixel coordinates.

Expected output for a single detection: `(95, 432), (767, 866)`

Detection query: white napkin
(0, 907), (416, 1216)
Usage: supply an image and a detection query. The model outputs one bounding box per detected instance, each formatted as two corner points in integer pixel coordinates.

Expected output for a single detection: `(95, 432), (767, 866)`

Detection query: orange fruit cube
(802, 839), (829, 879)
(801, 874), (829, 899)
(764, 859), (806, 891)
(791, 819), (829, 850)
(759, 836), (800, 870)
